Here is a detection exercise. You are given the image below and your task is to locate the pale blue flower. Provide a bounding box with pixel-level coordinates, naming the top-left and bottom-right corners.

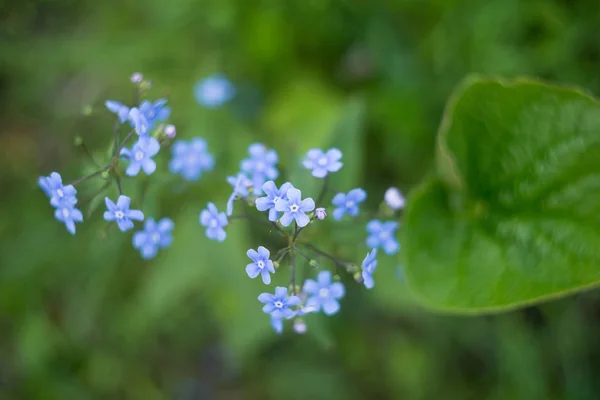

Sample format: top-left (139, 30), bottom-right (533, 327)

top-left (361, 249), bottom-right (378, 289)
top-left (331, 188), bottom-right (367, 220)
top-left (194, 74), bottom-right (235, 108)
top-left (103, 195), bottom-right (144, 232)
top-left (199, 202), bottom-right (228, 242)
top-left (54, 203), bottom-right (83, 235)
top-left (274, 188), bottom-right (315, 227)
top-left (302, 148), bottom-right (343, 178)
top-left (105, 100), bottom-right (130, 123)
top-left (366, 220), bottom-right (399, 255)
top-left (255, 181), bottom-right (293, 222)
top-left (38, 172), bottom-right (77, 208)
top-left (246, 246), bottom-right (275, 284)
top-left (240, 143), bottom-right (279, 194)
top-left (258, 286), bottom-right (301, 319)
top-left (303, 271), bottom-right (345, 316)
top-left (120, 135), bottom-right (161, 176)
top-left (169, 138), bottom-right (215, 181)
top-left (133, 218), bottom-right (174, 259)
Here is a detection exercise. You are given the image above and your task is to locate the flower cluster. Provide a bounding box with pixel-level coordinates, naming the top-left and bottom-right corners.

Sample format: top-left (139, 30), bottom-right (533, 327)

top-left (199, 143), bottom-right (406, 334)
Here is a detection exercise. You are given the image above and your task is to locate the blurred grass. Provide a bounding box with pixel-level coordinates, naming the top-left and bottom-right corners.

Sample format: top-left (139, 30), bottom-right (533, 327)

top-left (1, 0), bottom-right (600, 398)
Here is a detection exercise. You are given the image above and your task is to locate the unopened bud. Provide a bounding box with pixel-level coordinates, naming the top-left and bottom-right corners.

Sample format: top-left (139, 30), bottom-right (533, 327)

top-left (309, 259), bottom-right (319, 268)
top-left (130, 72), bottom-right (143, 84)
top-left (293, 319), bottom-right (307, 335)
top-left (384, 187), bottom-right (405, 211)
top-left (164, 124), bottom-right (176, 139)
top-left (81, 104), bottom-right (93, 116)
top-left (273, 261), bottom-right (280, 269)
top-left (74, 136), bottom-right (83, 146)
top-left (139, 80), bottom-right (152, 92)
top-left (314, 207), bottom-right (327, 220)
top-left (101, 171), bottom-right (110, 180)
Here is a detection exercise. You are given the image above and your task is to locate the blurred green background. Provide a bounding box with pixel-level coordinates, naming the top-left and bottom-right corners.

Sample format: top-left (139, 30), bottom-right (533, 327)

top-left (2, 0), bottom-right (600, 398)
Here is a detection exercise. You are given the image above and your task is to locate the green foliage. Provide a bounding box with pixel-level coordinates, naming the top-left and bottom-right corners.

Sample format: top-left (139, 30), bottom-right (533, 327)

top-left (404, 77), bottom-right (600, 312)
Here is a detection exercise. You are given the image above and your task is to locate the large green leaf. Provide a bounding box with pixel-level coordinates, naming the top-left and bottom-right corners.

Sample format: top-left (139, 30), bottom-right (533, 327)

top-left (403, 77), bottom-right (600, 313)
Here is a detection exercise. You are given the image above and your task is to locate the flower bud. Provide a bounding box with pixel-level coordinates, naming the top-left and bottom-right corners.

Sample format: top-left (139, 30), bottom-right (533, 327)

top-left (73, 136), bottom-right (83, 147)
top-left (384, 187), bottom-right (405, 211)
top-left (314, 207), bottom-right (327, 220)
top-left (309, 259), bottom-right (319, 268)
top-left (130, 72), bottom-right (143, 84)
top-left (101, 171), bottom-right (110, 180)
top-left (293, 319), bottom-right (307, 335)
top-left (164, 124), bottom-right (176, 139)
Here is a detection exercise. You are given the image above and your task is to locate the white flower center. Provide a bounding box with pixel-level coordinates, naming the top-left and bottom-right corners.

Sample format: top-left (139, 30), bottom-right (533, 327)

top-left (380, 231), bottom-right (389, 239)
top-left (115, 211), bottom-right (125, 219)
top-left (257, 261), bottom-right (265, 269)
top-left (274, 301), bottom-right (283, 309)
top-left (290, 204), bottom-right (299, 213)
top-left (256, 161), bottom-right (266, 171)
top-left (57, 189), bottom-right (64, 197)
top-left (317, 156), bottom-right (328, 166)
top-left (345, 201), bottom-right (355, 208)
top-left (186, 154), bottom-right (197, 165)
top-left (319, 288), bottom-right (329, 298)
top-left (209, 219), bottom-right (218, 228)
top-left (151, 232), bottom-right (161, 243)
top-left (148, 111), bottom-right (155, 118)
top-left (134, 150), bottom-right (145, 161)
top-left (204, 84), bottom-right (225, 101)
top-left (62, 208), bottom-right (70, 218)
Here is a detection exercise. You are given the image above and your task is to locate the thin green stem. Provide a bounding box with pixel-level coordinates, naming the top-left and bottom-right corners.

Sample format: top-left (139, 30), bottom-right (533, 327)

top-left (293, 246), bottom-right (312, 263)
top-left (302, 243), bottom-right (353, 270)
top-left (78, 142), bottom-right (101, 168)
top-left (70, 165), bottom-right (111, 186)
top-left (315, 175), bottom-right (329, 207)
top-left (289, 250), bottom-right (297, 294)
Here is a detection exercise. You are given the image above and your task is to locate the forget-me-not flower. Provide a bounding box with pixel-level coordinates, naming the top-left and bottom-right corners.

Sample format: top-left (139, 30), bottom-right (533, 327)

top-left (133, 218), bottom-right (174, 259)
top-left (240, 143), bottom-right (279, 194)
top-left (199, 202), bottom-right (228, 242)
top-left (128, 107), bottom-right (149, 135)
top-left (120, 135), bottom-right (160, 176)
top-left (270, 317), bottom-right (283, 334)
top-left (366, 220), bottom-right (400, 255)
top-left (274, 188), bottom-right (315, 227)
top-left (331, 188), bottom-right (366, 220)
top-left (246, 246), bottom-right (276, 284)
top-left (105, 100), bottom-right (130, 123)
top-left (303, 271), bottom-right (345, 316)
top-left (361, 249), bottom-right (378, 289)
top-left (302, 148), bottom-right (343, 178)
top-left (194, 74), bottom-right (235, 108)
top-left (54, 203), bottom-right (83, 235)
top-left (169, 138), bottom-right (215, 181)
top-left (38, 172), bottom-right (77, 208)
top-left (226, 173), bottom-right (253, 216)
top-left (258, 286), bottom-right (301, 319)
top-left (255, 181), bottom-right (293, 222)
top-left (384, 187), bottom-right (405, 210)
top-left (103, 195), bottom-right (144, 232)
top-left (138, 99), bottom-right (170, 131)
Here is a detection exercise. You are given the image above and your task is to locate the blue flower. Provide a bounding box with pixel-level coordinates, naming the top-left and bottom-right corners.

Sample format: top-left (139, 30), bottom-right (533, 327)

top-left (258, 286), bottom-right (301, 319)
top-left (302, 148), bottom-right (343, 178)
top-left (274, 188), bottom-right (315, 227)
top-left (366, 220), bottom-right (399, 255)
top-left (120, 135), bottom-right (161, 176)
top-left (105, 100), bottom-right (130, 123)
top-left (169, 138), bottom-right (215, 181)
top-left (194, 74), bottom-right (235, 108)
top-left (103, 195), bottom-right (145, 232)
top-left (246, 246), bottom-right (276, 284)
top-left (128, 107), bottom-right (150, 135)
top-left (331, 188), bottom-right (367, 220)
top-left (240, 143), bottom-right (279, 194)
top-left (38, 172), bottom-right (77, 208)
top-left (361, 249), bottom-right (378, 289)
top-left (302, 271), bottom-right (345, 316)
top-left (133, 218), bottom-right (174, 259)
top-left (226, 173), bottom-right (253, 216)
top-left (138, 99), bottom-right (170, 130)
top-left (270, 317), bottom-right (283, 334)
top-left (199, 202), bottom-right (228, 242)
top-left (255, 181), bottom-right (293, 222)
top-left (54, 203), bottom-right (83, 235)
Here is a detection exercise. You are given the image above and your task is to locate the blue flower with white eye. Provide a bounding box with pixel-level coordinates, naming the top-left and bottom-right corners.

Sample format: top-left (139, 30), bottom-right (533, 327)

top-left (255, 181), bottom-right (293, 222)
top-left (128, 107), bottom-right (149, 135)
top-left (274, 188), bottom-right (315, 227)
top-left (105, 100), bottom-right (130, 123)
top-left (303, 271), bottom-right (345, 316)
top-left (361, 249), bottom-right (378, 289)
top-left (120, 135), bottom-right (161, 176)
top-left (366, 220), bottom-right (399, 255)
top-left (54, 203), bottom-right (83, 235)
top-left (138, 99), bottom-right (170, 131)
top-left (169, 138), bottom-right (215, 181)
top-left (133, 218), bottom-right (174, 259)
top-left (246, 246), bottom-right (276, 284)
top-left (240, 143), bottom-right (279, 194)
top-left (194, 74), bottom-right (235, 108)
top-left (103, 195), bottom-right (144, 232)
top-left (302, 148), bottom-right (343, 178)
top-left (331, 188), bottom-right (367, 220)
top-left (199, 202), bottom-right (228, 242)
top-left (38, 172), bottom-right (77, 208)
top-left (226, 173), bottom-right (253, 216)
top-left (258, 286), bottom-right (301, 319)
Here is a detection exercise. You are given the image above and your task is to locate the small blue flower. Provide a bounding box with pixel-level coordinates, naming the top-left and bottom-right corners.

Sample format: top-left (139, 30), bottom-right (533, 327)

top-left (133, 218), bottom-right (174, 259)
top-left (38, 172), bottom-right (77, 208)
top-left (366, 220), bottom-right (399, 255)
top-left (169, 138), bottom-right (215, 181)
top-left (54, 203), bottom-right (83, 235)
top-left (120, 135), bottom-right (161, 176)
top-left (105, 100), bottom-right (130, 123)
top-left (255, 181), bottom-right (293, 222)
top-left (270, 317), bottom-right (284, 334)
top-left (258, 286), bottom-right (301, 319)
top-left (302, 271), bottom-right (345, 316)
top-left (240, 143), bottom-right (279, 194)
top-left (226, 173), bottom-right (253, 216)
top-left (246, 246), bottom-right (276, 284)
top-left (199, 202), bottom-right (228, 242)
top-left (194, 74), bottom-right (235, 108)
top-left (103, 195), bottom-right (145, 232)
top-left (138, 99), bottom-right (170, 130)
top-left (274, 188), bottom-right (315, 227)
top-left (361, 249), bottom-right (378, 289)
top-left (128, 107), bottom-right (150, 135)
top-left (331, 188), bottom-right (367, 220)
top-left (302, 148), bottom-right (343, 178)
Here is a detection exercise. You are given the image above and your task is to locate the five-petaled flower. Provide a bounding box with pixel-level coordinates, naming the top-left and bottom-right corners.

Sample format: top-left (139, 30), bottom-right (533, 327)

top-left (361, 248), bottom-right (378, 289)
top-left (133, 218), bottom-right (174, 259)
top-left (274, 188), bottom-right (315, 227)
top-left (105, 100), bottom-right (130, 123)
top-left (303, 270), bottom-right (345, 316)
top-left (302, 148), bottom-right (343, 178)
top-left (38, 172), bottom-right (77, 208)
top-left (240, 143), bottom-right (279, 194)
top-left (194, 74), bottom-right (236, 108)
top-left (255, 181), bottom-right (293, 222)
top-left (258, 286), bottom-right (301, 319)
top-left (138, 99), bottom-right (170, 131)
top-left (103, 195), bottom-right (144, 232)
top-left (246, 246), bottom-right (276, 284)
top-left (169, 138), bottom-right (215, 181)
top-left (199, 202), bottom-right (228, 242)
top-left (54, 203), bottom-right (84, 235)
top-left (120, 135), bottom-right (161, 176)
top-left (366, 220), bottom-right (400, 255)
top-left (331, 188), bottom-right (367, 220)
top-left (226, 173), bottom-right (253, 216)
